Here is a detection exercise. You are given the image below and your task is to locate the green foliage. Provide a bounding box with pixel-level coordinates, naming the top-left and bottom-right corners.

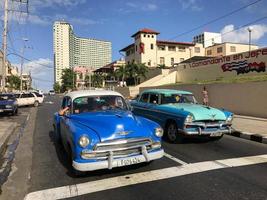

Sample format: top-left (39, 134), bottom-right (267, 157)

top-left (114, 63), bottom-right (148, 86)
top-left (61, 68), bottom-right (76, 92)
top-left (85, 74), bottom-right (104, 88)
top-left (7, 75), bottom-right (20, 90)
top-left (53, 82), bottom-right (61, 93)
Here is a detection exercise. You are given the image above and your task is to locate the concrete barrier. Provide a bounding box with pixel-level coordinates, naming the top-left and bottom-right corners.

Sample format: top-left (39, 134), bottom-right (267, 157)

top-left (141, 81), bottom-right (267, 118)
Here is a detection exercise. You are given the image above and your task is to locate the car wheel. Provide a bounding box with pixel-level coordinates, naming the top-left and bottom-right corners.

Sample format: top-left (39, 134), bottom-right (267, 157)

top-left (34, 101), bottom-right (39, 107)
top-left (165, 122), bottom-right (184, 143)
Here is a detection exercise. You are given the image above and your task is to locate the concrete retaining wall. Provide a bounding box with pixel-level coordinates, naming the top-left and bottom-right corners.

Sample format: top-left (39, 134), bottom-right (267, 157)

top-left (141, 81), bottom-right (267, 118)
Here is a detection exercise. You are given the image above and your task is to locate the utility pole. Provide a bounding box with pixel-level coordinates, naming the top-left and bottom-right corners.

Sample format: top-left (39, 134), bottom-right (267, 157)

top-left (2, 0), bottom-right (9, 91)
top-left (20, 38), bottom-right (28, 91)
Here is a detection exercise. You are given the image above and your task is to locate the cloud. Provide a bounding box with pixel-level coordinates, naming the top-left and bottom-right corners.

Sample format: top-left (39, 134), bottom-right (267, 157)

top-left (178, 0), bottom-right (203, 11)
top-left (221, 24), bottom-right (267, 43)
top-left (13, 58), bottom-right (54, 90)
top-left (122, 2), bottom-right (158, 13)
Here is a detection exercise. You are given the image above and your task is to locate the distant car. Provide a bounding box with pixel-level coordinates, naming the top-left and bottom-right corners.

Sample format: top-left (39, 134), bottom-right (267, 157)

top-left (15, 92), bottom-right (39, 107)
top-left (33, 92), bottom-right (44, 104)
top-left (0, 94), bottom-right (18, 115)
top-left (53, 90), bottom-right (164, 174)
top-left (48, 90), bottom-right (55, 95)
top-left (130, 89), bottom-right (233, 142)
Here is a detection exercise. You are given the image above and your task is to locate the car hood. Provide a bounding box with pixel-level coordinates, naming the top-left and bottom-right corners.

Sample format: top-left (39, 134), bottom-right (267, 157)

top-left (161, 103), bottom-right (226, 121)
top-left (0, 100), bottom-right (15, 105)
top-left (70, 110), bottom-right (152, 142)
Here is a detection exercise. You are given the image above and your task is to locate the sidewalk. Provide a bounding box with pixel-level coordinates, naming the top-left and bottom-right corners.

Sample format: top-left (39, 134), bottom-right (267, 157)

top-left (0, 122), bottom-right (17, 156)
top-left (230, 115), bottom-right (267, 144)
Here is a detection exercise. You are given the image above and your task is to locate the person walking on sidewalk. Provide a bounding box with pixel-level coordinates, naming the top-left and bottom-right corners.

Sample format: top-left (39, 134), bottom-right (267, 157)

top-left (202, 86), bottom-right (209, 106)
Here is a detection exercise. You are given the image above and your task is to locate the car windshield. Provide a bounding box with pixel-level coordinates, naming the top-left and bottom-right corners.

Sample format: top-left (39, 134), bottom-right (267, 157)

top-left (72, 95), bottom-right (128, 114)
top-left (0, 94), bottom-right (15, 101)
top-left (161, 94), bottom-right (197, 104)
top-left (33, 92), bottom-right (43, 97)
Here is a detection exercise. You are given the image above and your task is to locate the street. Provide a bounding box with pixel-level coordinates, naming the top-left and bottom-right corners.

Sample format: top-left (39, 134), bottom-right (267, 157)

top-left (5, 95), bottom-right (265, 200)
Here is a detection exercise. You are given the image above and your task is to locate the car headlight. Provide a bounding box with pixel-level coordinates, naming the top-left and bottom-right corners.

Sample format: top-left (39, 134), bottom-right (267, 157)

top-left (185, 114), bottom-right (194, 124)
top-left (78, 135), bottom-right (90, 148)
top-left (154, 127), bottom-right (163, 137)
top-left (5, 105), bottom-right (12, 108)
top-left (226, 115), bottom-right (233, 124)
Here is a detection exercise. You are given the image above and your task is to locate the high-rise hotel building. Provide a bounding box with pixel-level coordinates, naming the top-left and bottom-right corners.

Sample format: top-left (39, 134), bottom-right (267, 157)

top-left (53, 21), bottom-right (112, 84)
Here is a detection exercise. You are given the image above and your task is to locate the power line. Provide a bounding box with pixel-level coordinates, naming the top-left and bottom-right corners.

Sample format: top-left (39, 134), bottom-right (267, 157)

top-left (163, 15), bottom-right (267, 58)
top-left (169, 0), bottom-right (263, 40)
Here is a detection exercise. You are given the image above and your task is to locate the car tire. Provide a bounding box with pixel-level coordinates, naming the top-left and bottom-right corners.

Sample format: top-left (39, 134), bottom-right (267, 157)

top-left (12, 108), bottom-right (18, 116)
top-left (34, 101), bottom-right (39, 107)
top-left (165, 122), bottom-right (184, 143)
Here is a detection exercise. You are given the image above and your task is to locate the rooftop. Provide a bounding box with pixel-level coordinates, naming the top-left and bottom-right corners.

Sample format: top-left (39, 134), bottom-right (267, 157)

top-left (141, 89), bottom-right (193, 95)
top-left (157, 40), bottom-right (195, 46)
top-left (66, 90), bottom-right (123, 100)
top-left (131, 28), bottom-right (160, 37)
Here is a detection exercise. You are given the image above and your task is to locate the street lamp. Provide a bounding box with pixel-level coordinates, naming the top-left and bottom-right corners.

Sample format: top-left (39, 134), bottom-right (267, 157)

top-left (20, 38), bottom-right (29, 92)
top-left (247, 26), bottom-right (253, 52)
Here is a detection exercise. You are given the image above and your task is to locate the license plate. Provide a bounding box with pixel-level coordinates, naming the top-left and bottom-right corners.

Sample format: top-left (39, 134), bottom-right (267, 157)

top-left (117, 157), bottom-right (141, 167)
top-left (210, 132), bottom-right (222, 137)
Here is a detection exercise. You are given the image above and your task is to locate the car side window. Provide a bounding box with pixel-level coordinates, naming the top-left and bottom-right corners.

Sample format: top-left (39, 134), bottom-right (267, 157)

top-left (21, 94), bottom-right (27, 98)
top-left (139, 93), bottom-right (149, 103)
top-left (29, 93), bottom-right (34, 98)
top-left (62, 97), bottom-right (67, 108)
top-left (149, 93), bottom-right (159, 104)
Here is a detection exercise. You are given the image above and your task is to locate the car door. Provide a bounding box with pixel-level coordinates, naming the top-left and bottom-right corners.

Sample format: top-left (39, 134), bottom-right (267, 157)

top-left (20, 93), bottom-right (28, 106)
top-left (28, 93), bottom-right (36, 105)
top-left (60, 97), bottom-right (73, 150)
top-left (145, 93), bottom-right (163, 124)
top-left (132, 92), bottom-right (150, 117)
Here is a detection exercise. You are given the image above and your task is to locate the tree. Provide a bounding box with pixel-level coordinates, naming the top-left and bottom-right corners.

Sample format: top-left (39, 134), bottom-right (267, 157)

top-left (61, 68), bottom-right (76, 92)
top-left (85, 74), bottom-right (104, 88)
top-left (114, 65), bottom-right (127, 82)
top-left (53, 82), bottom-right (61, 93)
top-left (123, 63), bottom-right (148, 86)
top-left (7, 75), bottom-right (20, 90)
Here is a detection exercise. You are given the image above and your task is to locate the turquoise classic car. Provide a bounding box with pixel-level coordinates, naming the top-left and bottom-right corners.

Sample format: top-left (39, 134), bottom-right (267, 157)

top-left (130, 89), bottom-right (233, 143)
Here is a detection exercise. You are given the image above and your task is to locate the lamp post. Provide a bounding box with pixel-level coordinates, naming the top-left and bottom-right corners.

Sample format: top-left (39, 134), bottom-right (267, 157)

top-left (247, 26), bottom-right (253, 52)
top-left (20, 38), bottom-right (29, 92)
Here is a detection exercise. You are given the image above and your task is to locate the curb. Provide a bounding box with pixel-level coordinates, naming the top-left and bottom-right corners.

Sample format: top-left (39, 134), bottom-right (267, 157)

top-left (0, 123), bottom-right (17, 157)
top-left (226, 129), bottom-right (267, 144)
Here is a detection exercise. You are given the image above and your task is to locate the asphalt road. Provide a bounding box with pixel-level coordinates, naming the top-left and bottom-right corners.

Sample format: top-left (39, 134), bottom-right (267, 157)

top-left (27, 95), bottom-right (267, 200)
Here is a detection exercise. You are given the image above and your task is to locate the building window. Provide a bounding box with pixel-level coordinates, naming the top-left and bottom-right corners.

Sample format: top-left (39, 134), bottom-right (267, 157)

top-left (148, 35), bottom-right (150, 38)
top-left (207, 49), bottom-right (212, 55)
top-left (148, 60), bottom-right (151, 66)
top-left (171, 58), bottom-right (174, 65)
top-left (178, 46), bottom-right (186, 52)
top-left (158, 45), bottom-right (165, 50)
top-left (230, 46), bottom-right (236, 52)
top-left (160, 57), bottom-right (165, 65)
top-left (151, 44), bottom-right (154, 49)
top-left (180, 58), bottom-right (184, 62)
top-left (144, 34), bottom-right (146, 37)
top-left (152, 35), bottom-right (154, 38)
top-left (194, 47), bottom-right (200, 53)
top-left (168, 46), bottom-right (176, 51)
top-left (217, 47), bottom-right (223, 53)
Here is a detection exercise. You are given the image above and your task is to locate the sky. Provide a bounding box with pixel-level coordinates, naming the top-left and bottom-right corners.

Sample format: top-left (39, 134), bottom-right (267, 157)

top-left (2, 0), bottom-right (267, 91)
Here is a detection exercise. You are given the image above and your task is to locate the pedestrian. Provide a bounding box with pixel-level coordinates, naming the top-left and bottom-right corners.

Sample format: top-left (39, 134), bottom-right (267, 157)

top-left (202, 86), bottom-right (209, 106)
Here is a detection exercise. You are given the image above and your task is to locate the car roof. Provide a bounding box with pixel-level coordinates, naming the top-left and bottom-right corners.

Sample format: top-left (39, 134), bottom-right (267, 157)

top-left (65, 90), bottom-right (123, 100)
top-left (141, 89), bottom-right (193, 95)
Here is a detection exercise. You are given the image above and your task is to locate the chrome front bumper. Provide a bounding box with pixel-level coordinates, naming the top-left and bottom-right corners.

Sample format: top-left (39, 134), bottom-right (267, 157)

top-left (73, 149), bottom-right (164, 171)
top-left (181, 124), bottom-right (232, 136)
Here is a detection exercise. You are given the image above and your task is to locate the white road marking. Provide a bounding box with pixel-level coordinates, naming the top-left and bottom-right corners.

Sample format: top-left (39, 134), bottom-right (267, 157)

top-left (164, 153), bottom-right (188, 165)
top-left (24, 154), bottom-right (267, 200)
top-left (45, 101), bottom-right (54, 104)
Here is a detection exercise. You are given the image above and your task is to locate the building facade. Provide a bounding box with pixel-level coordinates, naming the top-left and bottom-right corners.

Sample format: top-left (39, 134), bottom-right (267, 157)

top-left (53, 21), bottom-right (112, 84)
top-left (205, 42), bottom-right (259, 57)
top-left (193, 32), bottom-right (222, 48)
top-left (120, 28), bottom-right (205, 68)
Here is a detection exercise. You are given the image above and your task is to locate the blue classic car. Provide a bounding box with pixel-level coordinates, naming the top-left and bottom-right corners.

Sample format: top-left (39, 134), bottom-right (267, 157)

top-left (0, 93), bottom-right (18, 115)
top-left (131, 89), bottom-right (233, 143)
top-left (53, 90), bottom-right (164, 174)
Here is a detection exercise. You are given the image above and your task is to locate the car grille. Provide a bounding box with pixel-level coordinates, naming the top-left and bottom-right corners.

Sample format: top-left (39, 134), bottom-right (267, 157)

top-left (82, 138), bottom-right (153, 160)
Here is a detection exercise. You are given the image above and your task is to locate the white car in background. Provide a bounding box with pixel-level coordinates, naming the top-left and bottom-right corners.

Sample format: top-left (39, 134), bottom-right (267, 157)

top-left (32, 92), bottom-right (44, 104)
top-left (15, 93), bottom-right (39, 107)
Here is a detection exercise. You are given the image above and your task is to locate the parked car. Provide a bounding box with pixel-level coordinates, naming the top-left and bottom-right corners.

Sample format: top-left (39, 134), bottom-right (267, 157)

top-left (15, 92), bottom-right (39, 107)
top-left (48, 90), bottom-right (55, 95)
top-left (33, 92), bottom-right (44, 104)
top-left (53, 90), bottom-right (164, 174)
top-left (130, 89), bottom-right (233, 143)
top-left (0, 93), bottom-right (18, 115)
